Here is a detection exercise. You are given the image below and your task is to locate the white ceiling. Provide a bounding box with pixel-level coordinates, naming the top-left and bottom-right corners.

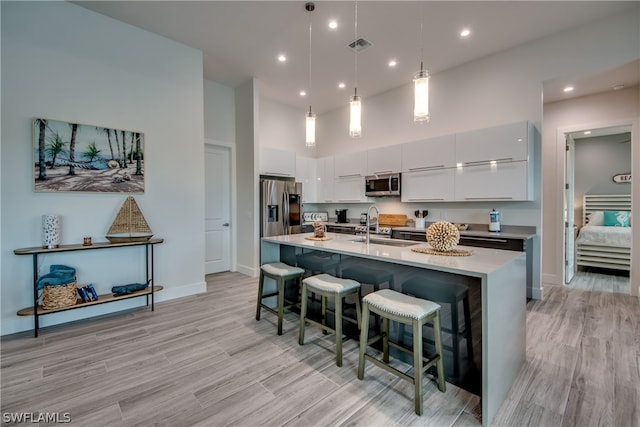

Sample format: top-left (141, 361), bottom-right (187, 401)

top-left (74, 1), bottom-right (639, 114)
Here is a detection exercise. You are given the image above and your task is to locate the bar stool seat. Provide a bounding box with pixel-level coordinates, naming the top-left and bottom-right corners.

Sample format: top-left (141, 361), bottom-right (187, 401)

top-left (256, 262), bottom-right (305, 335)
top-left (358, 289), bottom-right (446, 415)
top-left (402, 277), bottom-right (473, 378)
top-left (298, 274), bottom-right (361, 367)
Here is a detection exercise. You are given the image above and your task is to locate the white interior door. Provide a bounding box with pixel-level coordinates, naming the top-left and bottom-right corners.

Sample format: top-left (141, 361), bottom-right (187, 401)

top-left (205, 144), bottom-right (231, 274)
top-left (564, 135), bottom-right (576, 283)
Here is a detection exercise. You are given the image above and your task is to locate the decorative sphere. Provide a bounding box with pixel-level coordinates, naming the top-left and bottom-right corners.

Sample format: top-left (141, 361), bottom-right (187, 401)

top-left (426, 221), bottom-right (460, 251)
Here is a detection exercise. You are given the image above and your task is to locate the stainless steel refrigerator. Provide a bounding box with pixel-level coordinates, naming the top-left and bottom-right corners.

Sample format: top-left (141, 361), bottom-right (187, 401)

top-left (260, 179), bottom-right (303, 237)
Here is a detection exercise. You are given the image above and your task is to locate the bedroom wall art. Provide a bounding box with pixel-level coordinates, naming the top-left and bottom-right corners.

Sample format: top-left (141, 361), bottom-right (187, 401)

top-left (33, 118), bottom-right (145, 193)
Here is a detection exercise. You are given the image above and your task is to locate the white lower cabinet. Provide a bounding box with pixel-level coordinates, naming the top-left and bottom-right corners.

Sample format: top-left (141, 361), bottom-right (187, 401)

top-left (401, 168), bottom-right (455, 202)
top-left (334, 176), bottom-right (367, 202)
top-left (455, 161), bottom-right (531, 201)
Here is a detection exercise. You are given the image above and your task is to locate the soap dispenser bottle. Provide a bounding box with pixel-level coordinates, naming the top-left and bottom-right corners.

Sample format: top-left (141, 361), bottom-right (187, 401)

top-left (489, 209), bottom-right (501, 232)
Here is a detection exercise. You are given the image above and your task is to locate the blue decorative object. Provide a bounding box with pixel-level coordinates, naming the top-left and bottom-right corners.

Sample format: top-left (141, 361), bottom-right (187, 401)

top-left (603, 210), bottom-right (630, 227)
top-left (36, 265), bottom-right (76, 290)
top-left (111, 282), bottom-right (149, 296)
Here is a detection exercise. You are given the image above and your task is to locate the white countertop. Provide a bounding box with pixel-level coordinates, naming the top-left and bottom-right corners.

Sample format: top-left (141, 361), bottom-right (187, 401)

top-left (262, 232), bottom-right (525, 278)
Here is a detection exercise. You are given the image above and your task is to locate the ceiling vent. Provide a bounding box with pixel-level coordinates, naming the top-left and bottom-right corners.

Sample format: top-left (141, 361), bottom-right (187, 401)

top-left (348, 37), bottom-right (373, 53)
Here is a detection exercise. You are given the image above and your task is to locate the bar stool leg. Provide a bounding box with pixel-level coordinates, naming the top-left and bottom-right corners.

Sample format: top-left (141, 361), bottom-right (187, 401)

top-left (335, 295), bottom-right (343, 367)
top-left (321, 295), bottom-right (328, 335)
top-left (298, 283), bottom-right (309, 345)
top-left (357, 302), bottom-right (371, 380)
top-left (382, 317), bottom-right (390, 363)
top-left (276, 277), bottom-right (285, 335)
top-left (256, 270), bottom-right (265, 321)
top-left (413, 318), bottom-right (424, 416)
top-left (451, 299), bottom-right (460, 377)
top-left (433, 311), bottom-right (446, 392)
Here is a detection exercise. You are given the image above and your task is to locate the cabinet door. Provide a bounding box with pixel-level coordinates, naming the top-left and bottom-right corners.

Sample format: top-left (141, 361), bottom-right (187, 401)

top-left (334, 176), bottom-right (366, 202)
top-left (296, 155), bottom-right (317, 203)
top-left (334, 151), bottom-right (367, 178)
top-left (367, 145), bottom-right (402, 175)
top-left (316, 156), bottom-right (334, 202)
top-left (454, 160), bottom-right (531, 201)
top-left (260, 147), bottom-right (296, 177)
top-left (455, 121), bottom-right (529, 165)
top-left (401, 168), bottom-right (455, 202)
top-left (401, 134), bottom-right (456, 172)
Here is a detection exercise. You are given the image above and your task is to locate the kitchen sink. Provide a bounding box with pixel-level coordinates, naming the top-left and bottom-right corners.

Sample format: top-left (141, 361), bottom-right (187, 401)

top-left (350, 237), bottom-right (420, 247)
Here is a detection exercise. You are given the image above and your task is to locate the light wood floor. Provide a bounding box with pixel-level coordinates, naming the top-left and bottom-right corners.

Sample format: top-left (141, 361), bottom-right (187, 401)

top-left (1, 271), bottom-right (638, 426)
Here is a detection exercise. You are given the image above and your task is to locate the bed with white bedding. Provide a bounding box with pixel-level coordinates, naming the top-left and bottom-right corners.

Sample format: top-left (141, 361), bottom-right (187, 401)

top-left (576, 194), bottom-right (632, 271)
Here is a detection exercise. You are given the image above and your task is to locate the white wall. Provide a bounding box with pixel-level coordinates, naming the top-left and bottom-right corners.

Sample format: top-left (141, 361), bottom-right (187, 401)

top-left (259, 97), bottom-right (308, 155)
top-left (542, 85), bottom-right (639, 289)
top-left (1, 2), bottom-right (206, 335)
top-left (575, 133), bottom-right (631, 225)
top-left (204, 79), bottom-right (235, 143)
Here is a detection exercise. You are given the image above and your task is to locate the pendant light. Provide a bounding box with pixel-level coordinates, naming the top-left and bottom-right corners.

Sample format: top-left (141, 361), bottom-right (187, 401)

top-left (305, 2), bottom-right (316, 147)
top-left (413, 5), bottom-right (430, 123)
top-left (349, 1), bottom-right (362, 138)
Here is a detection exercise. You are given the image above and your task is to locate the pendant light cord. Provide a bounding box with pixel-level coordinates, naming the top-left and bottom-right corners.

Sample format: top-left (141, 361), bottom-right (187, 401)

top-left (354, 0), bottom-right (358, 94)
top-left (308, 7), bottom-right (312, 111)
top-left (419, 2), bottom-right (424, 73)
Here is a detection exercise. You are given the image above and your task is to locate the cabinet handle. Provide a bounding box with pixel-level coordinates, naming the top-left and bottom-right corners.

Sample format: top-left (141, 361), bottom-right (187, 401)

top-left (373, 170), bottom-right (393, 174)
top-left (463, 157), bottom-right (513, 166)
top-left (338, 199), bottom-right (361, 202)
top-left (464, 197), bottom-right (513, 200)
top-left (408, 165), bottom-right (445, 171)
top-left (462, 236), bottom-right (508, 243)
top-left (407, 198), bottom-right (444, 201)
top-left (337, 174), bottom-right (361, 178)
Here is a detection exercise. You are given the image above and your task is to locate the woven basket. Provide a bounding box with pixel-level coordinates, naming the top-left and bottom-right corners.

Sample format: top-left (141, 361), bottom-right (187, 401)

top-left (42, 281), bottom-right (78, 309)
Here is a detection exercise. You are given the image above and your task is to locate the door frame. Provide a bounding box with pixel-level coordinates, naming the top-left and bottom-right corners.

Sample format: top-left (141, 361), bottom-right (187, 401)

top-left (557, 118), bottom-right (638, 296)
top-left (205, 138), bottom-right (237, 273)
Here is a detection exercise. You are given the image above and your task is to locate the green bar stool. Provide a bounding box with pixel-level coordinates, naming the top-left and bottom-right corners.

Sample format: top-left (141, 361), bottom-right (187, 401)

top-left (256, 262), bottom-right (305, 335)
top-left (402, 277), bottom-right (474, 379)
top-left (298, 274), bottom-right (361, 367)
top-left (358, 289), bottom-right (446, 416)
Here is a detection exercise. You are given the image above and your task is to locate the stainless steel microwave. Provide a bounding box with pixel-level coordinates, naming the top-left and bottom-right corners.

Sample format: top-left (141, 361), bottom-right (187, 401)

top-left (365, 173), bottom-right (401, 197)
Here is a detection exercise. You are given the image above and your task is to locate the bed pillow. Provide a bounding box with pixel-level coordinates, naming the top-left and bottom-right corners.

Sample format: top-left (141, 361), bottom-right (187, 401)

top-left (603, 210), bottom-right (630, 227)
top-left (586, 211), bottom-right (604, 226)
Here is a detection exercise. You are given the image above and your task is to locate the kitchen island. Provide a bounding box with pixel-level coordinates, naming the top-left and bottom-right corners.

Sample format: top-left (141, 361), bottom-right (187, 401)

top-left (261, 232), bottom-right (526, 426)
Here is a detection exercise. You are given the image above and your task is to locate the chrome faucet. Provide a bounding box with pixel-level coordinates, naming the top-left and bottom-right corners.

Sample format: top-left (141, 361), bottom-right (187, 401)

top-left (366, 205), bottom-right (379, 245)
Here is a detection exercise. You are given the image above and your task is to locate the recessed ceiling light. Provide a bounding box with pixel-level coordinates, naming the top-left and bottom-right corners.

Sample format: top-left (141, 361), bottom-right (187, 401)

top-left (328, 20), bottom-right (338, 29)
top-left (612, 84), bottom-right (625, 91)
top-left (338, 82), bottom-right (346, 89)
top-left (563, 86), bottom-right (574, 92)
top-left (277, 54), bottom-right (287, 62)
top-left (388, 60), bottom-right (397, 67)
top-left (583, 130), bottom-right (592, 135)
top-left (460, 28), bottom-right (471, 37)
top-left (299, 90), bottom-right (306, 97)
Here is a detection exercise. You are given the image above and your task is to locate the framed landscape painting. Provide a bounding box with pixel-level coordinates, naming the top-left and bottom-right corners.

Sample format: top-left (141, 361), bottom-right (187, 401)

top-left (33, 118), bottom-right (145, 193)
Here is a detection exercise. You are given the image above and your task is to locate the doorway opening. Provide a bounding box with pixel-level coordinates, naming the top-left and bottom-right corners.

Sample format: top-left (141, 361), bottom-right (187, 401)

top-left (563, 125), bottom-right (632, 293)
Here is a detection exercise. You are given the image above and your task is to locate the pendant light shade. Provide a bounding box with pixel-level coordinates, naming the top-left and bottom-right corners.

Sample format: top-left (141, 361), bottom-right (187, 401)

top-left (305, 107), bottom-right (316, 147)
top-left (349, 91), bottom-right (362, 138)
top-left (414, 64), bottom-right (430, 123)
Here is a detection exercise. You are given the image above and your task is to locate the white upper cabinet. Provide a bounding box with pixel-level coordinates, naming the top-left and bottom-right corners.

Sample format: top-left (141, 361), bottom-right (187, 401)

top-left (401, 134), bottom-right (456, 172)
top-left (455, 121), bottom-right (530, 165)
top-left (454, 161), bottom-right (531, 201)
top-left (334, 151), bottom-right (367, 178)
top-left (259, 146), bottom-right (296, 177)
top-left (316, 156), bottom-right (335, 203)
top-left (367, 145), bottom-right (402, 175)
top-left (295, 155), bottom-right (317, 203)
top-left (401, 168), bottom-right (456, 202)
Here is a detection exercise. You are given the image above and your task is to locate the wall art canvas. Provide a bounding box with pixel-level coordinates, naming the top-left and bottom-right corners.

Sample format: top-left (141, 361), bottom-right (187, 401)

top-left (33, 118), bottom-right (145, 193)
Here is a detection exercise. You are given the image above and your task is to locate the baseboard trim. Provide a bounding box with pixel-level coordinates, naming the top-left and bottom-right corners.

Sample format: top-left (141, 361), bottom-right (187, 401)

top-left (237, 264), bottom-right (258, 278)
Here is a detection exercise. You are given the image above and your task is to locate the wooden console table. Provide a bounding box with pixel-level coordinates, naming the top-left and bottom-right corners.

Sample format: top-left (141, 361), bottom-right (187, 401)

top-left (14, 238), bottom-right (163, 337)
